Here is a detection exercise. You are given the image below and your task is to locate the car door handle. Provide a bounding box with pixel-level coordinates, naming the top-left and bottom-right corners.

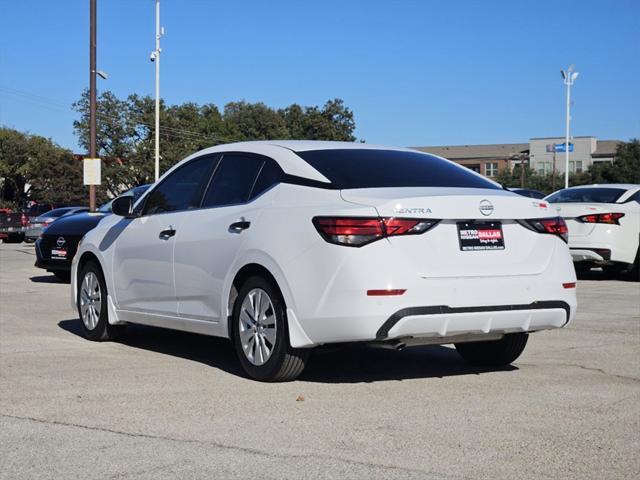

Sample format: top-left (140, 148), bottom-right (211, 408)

top-left (228, 220), bottom-right (250, 233)
top-left (159, 228), bottom-right (176, 240)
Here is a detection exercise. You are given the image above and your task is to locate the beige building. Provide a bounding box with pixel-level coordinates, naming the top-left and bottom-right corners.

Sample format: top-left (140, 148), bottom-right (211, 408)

top-left (413, 137), bottom-right (620, 178)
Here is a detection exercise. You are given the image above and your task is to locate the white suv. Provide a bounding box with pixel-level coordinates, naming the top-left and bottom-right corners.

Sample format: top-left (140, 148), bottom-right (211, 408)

top-left (72, 141), bottom-right (577, 381)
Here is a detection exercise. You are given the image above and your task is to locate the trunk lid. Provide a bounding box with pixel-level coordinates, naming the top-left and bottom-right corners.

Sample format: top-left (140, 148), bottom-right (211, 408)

top-left (341, 187), bottom-right (558, 278)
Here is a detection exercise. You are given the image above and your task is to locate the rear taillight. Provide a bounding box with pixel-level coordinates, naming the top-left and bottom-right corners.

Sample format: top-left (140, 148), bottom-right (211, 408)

top-left (578, 212), bottom-right (624, 225)
top-left (20, 214), bottom-right (28, 227)
top-left (524, 216), bottom-right (569, 243)
top-left (313, 217), bottom-right (440, 247)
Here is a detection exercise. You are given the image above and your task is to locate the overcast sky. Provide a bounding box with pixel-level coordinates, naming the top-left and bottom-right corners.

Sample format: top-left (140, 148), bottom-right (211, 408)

top-left (1, 0), bottom-right (639, 151)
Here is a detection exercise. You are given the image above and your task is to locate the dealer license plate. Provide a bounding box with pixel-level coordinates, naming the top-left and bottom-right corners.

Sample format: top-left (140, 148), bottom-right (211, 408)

top-left (51, 248), bottom-right (68, 259)
top-left (457, 221), bottom-right (505, 251)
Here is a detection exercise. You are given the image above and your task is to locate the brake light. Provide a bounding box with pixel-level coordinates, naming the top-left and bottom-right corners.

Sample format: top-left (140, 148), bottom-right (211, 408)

top-left (578, 212), bottom-right (624, 225)
top-left (524, 217), bottom-right (569, 243)
top-left (20, 214), bottom-right (28, 227)
top-left (313, 217), bottom-right (440, 247)
top-left (367, 289), bottom-right (406, 296)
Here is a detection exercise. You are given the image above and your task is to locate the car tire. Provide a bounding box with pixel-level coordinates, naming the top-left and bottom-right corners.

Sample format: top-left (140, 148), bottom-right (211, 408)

top-left (231, 275), bottom-right (309, 382)
top-left (77, 260), bottom-right (125, 341)
top-left (24, 238), bottom-right (36, 244)
top-left (574, 263), bottom-right (591, 273)
top-left (4, 233), bottom-right (24, 243)
top-left (455, 333), bottom-right (528, 366)
top-left (54, 271), bottom-right (71, 282)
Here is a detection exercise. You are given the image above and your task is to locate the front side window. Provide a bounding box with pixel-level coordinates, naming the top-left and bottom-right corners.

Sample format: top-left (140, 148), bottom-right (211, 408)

top-left (202, 155), bottom-right (264, 208)
top-left (143, 156), bottom-right (216, 215)
top-left (296, 149), bottom-right (500, 190)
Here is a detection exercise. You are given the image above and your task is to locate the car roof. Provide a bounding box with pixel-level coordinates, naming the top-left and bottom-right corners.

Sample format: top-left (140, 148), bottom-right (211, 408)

top-left (564, 184), bottom-right (639, 190)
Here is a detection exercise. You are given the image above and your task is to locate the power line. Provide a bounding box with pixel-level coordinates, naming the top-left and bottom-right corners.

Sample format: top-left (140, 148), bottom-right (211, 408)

top-left (0, 86), bottom-right (228, 144)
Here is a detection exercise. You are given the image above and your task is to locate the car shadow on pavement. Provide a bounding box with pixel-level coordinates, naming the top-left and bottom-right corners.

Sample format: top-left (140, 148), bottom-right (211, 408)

top-left (57, 319), bottom-right (515, 383)
top-left (30, 275), bottom-right (68, 284)
top-left (576, 269), bottom-right (638, 282)
top-left (58, 319), bottom-right (247, 377)
top-left (300, 343), bottom-right (516, 383)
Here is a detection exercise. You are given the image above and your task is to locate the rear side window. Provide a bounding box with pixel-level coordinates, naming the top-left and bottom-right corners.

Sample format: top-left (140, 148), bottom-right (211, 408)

top-left (202, 155), bottom-right (264, 207)
top-left (546, 187), bottom-right (627, 204)
top-left (250, 160), bottom-right (283, 200)
top-left (295, 149), bottom-right (500, 190)
top-left (143, 156), bottom-right (216, 215)
top-left (42, 208), bottom-right (73, 218)
top-left (624, 191), bottom-right (640, 204)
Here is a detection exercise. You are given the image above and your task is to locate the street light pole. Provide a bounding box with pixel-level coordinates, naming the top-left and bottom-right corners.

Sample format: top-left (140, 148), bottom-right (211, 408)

top-left (89, 0), bottom-right (97, 211)
top-left (561, 65), bottom-right (579, 189)
top-left (153, 0), bottom-right (162, 182)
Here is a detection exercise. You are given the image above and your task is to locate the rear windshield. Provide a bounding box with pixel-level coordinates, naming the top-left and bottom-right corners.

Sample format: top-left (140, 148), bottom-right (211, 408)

top-left (546, 187), bottom-right (626, 204)
top-left (42, 208), bottom-right (73, 218)
top-left (296, 149), bottom-right (501, 190)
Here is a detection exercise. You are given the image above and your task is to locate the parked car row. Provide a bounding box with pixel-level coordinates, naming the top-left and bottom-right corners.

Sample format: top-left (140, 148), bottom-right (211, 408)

top-left (0, 203), bottom-right (86, 243)
top-left (34, 185), bottom-right (150, 281)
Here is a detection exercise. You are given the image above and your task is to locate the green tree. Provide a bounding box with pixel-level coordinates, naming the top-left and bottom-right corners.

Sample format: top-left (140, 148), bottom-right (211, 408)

top-left (223, 101), bottom-right (289, 141)
top-left (72, 91), bottom-right (358, 191)
top-left (0, 127), bottom-right (30, 207)
top-left (589, 139), bottom-right (640, 184)
top-left (0, 127), bottom-right (91, 206)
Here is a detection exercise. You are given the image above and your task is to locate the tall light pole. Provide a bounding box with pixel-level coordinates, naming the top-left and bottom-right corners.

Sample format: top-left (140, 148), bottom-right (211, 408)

top-left (89, 0), bottom-right (97, 211)
top-left (560, 65), bottom-right (579, 189)
top-left (150, 0), bottom-right (164, 182)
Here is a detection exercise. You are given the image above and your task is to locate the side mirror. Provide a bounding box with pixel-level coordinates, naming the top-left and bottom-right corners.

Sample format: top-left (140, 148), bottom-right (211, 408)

top-left (111, 196), bottom-right (134, 217)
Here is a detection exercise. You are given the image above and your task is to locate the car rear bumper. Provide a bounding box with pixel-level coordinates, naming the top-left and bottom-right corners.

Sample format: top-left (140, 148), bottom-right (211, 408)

top-left (24, 226), bottom-right (44, 239)
top-left (377, 301), bottom-right (570, 340)
top-left (570, 248), bottom-right (611, 263)
top-left (568, 228), bottom-right (638, 265)
top-left (286, 238), bottom-right (577, 347)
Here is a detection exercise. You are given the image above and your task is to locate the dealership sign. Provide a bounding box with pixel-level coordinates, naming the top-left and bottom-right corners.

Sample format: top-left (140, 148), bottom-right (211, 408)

top-left (546, 143), bottom-right (574, 153)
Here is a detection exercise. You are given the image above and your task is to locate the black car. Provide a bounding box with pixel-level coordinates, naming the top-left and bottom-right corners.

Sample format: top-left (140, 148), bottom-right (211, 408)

top-left (509, 188), bottom-right (546, 199)
top-left (35, 185), bottom-right (150, 281)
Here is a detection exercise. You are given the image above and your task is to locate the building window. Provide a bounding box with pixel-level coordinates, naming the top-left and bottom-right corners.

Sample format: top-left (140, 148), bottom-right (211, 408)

top-left (537, 162), bottom-right (552, 175)
top-left (569, 160), bottom-right (583, 173)
top-left (485, 162), bottom-right (498, 177)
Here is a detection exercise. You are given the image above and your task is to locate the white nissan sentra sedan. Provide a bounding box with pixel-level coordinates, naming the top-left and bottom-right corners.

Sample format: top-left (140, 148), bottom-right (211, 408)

top-left (545, 184), bottom-right (640, 277)
top-left (71, 141), bottom-right (577, 381)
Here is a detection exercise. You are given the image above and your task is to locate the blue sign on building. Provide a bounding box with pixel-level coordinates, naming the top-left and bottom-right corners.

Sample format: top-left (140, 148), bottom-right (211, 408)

top-left (553, 143), bottom-right (574, 153)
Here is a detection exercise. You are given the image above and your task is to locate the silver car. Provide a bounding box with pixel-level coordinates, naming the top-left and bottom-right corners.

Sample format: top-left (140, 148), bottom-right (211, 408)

top-left (24, 206), bottom-right (89, 242)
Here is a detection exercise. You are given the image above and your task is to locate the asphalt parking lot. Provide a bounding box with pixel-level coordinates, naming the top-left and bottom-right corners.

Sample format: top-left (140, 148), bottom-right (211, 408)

top-left (0, 242), bottom-right (638, 479)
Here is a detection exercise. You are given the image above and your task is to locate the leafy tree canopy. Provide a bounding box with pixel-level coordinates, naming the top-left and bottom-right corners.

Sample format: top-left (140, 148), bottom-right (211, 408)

top-left (72, 91), bottom-right (357, 192)
top-left (0, 127), bottom-right (99, 207)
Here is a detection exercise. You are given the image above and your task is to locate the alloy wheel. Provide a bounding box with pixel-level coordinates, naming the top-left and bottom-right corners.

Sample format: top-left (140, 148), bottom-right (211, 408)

top-left (80, 271), bottom-right (102, 330)
top-left (238, 288), bottom-right (277, 366)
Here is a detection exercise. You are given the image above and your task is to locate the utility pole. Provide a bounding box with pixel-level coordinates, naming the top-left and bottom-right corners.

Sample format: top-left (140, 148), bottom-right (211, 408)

top-left (151, 0), bottom-right (164, 182)
top-left (89, 0), bottom-right (97, 211)
top-left (552, 150), bottom-right (557, 192)
top-left (561, 65), bottom-right (579, 189)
